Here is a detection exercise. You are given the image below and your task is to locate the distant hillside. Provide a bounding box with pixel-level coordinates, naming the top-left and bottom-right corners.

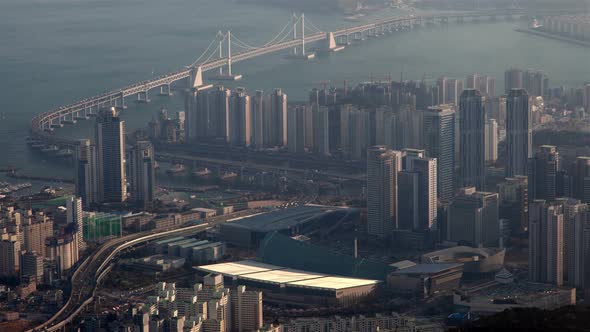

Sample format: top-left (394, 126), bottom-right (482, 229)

top-left (415, 0), bottom-right (590, 11)
top-left (238, 0), bottom-right (358, 14)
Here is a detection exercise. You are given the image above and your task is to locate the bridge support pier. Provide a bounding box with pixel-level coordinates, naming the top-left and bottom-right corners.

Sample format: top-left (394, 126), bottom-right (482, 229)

top-left (136, 90), bottom-right (150, 103)
top-left (64, 112), bottom-right (77, 125)
top-left (336, 35), bottom-right (350, 46)
top-left (159, 84), bottom-right (173, 96)
top-left (416, 17), bottom-right (423, 27)
top-left (114, 93), bottom-right (127, 109)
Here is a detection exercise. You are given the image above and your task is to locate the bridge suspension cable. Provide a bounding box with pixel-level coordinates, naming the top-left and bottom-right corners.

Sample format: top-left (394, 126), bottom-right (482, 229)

top-left (230, 34), bottom-right (260, 51)
top-left (189, 31), bottom-right (225, 67)
top-left (262, 15), bottom-right (298, 46)
top-left (303, 16), bottom-right (324, 34)
top-left (190, 13), bottom-right (320, 67)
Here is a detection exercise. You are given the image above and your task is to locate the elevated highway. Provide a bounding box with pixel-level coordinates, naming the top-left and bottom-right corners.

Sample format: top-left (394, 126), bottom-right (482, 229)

top-left (29, 209), bottom-right (259, 332)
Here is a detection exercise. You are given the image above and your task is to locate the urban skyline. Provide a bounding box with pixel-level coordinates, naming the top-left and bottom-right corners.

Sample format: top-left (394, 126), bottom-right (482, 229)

top-left (2, 2), bottom-right (590, 331)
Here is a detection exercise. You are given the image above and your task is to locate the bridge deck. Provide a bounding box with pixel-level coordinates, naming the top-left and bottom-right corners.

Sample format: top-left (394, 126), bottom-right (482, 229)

top-left (30, 9), bottom-right (552, 140)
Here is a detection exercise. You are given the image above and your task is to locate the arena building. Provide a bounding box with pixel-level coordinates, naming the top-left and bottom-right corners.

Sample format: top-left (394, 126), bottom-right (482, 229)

top-left (219, 205), bottom-right (358, 248)
top-left (387, 263), bottom-right (464, 298)
top-left (454, 271), bottom-right (576, 315)
top-left (420, 246), bottom-right (505, 276)
top-left (195, 260), bottom-right (379, 307)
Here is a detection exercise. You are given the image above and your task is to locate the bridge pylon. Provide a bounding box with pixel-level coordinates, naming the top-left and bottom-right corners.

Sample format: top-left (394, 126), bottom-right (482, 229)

top-left (189, 66), bottom-right (212, 91)
top-left (209, 31), bottom-right (242, 81)
top-left (286, 13), bottom-right (315, 60)
top-left (324, 32), bottom-right (344, 52)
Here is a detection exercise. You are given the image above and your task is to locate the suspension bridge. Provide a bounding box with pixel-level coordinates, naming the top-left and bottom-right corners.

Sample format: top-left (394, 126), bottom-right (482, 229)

top-left (30, 9), bottom-right (546, 142)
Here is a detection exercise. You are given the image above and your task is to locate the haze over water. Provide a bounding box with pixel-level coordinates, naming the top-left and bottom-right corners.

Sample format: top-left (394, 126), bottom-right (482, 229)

top-left (1, 0), bottom-right (589, 177)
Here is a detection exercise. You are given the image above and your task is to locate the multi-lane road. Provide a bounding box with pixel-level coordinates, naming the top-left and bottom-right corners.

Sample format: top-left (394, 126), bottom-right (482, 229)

top-left (29, 209), bottom-right (259, 332)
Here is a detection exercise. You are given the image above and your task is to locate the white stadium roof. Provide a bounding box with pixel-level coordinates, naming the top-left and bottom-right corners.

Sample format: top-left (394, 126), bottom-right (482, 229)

top-left (196, 260), bottom-right (379, 291)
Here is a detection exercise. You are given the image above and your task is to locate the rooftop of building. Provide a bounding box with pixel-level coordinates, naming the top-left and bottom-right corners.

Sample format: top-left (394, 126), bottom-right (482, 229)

top-left (391, 263), bottom-right (463, 275)
top-left (196, 260), bottom-right (277, 277)
top-left (287, 276), bottom-right (379, 290)
top-left (191, 241), bottom-right (224, 251)
top-left (389, 260), bottom-right (417, 270)
top-left (142, 255), bottom-right (185, 265)
top-left (240, 268), bottom-right (326, 284)
top-left (196, 260), bottom-right (380, 291)
top-left (223, 204), bottom-right (353, 232)
top-left (177, 240), bottom-right (210, 249)
top-left (165, 238), bottom-right (197, 247)
top-left (191, 208), bottom-right (217, 213)
top-left (154, 236), bottom-right (185, 246)
top-left (257, 232), bottom-right (392, 280)
top-left (422, 246), bottom-right (505, 262)
top-left (457, 280), bottom-right (574, 303)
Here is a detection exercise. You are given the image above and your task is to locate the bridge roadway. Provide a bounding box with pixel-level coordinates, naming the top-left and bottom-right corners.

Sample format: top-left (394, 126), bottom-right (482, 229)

top-left (28, 209), bottom-right (260, 332)
top-left (30, 9), bottom-right (547, 140)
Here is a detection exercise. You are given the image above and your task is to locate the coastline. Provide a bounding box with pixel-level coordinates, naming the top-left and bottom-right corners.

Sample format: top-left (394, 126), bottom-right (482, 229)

top-left (514, 28), bottom-right (590, 48)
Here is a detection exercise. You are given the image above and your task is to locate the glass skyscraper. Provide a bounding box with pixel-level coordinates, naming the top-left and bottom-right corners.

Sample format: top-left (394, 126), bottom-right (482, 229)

top-left (423, 105), bottom-right (455, 202)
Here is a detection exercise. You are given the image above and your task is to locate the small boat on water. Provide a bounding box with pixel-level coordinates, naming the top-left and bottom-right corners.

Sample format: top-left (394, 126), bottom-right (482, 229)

top-left (344, 13), bottom-right (365, 22)
top-left (220, 172), bottom-right (237, 181)
top-left (167, 163), bottom-right (186, 175)
top-left (194, 168), bottom-right (212, 177)
top-left (41, 145), bottom-right (59, 153)
top-left (55, 149), bottom-right (73, 158)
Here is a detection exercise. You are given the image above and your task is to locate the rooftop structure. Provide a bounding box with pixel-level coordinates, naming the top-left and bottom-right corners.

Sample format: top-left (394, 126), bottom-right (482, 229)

top-left (389, 260), bottom-right (417, 270)
top-left (287, 276), bottom-right (379, 291)
top-left (390, 263), bottom-right (463, 275)
top-left (196, 260), bottom-right (277, 277)
top-left (421, 246), bottom-right (506, 275)
top-left (240, 268), bottom-right (325, 284)
top-left (257, 232), bottom-right (392, 280)
top-left (387, 262), bottom-right (464, 298)
top-left (220, 205), bottom-right (358, 248)
top-left (195, 260), bottom-right (379, 307)
top-left (454, 280), bottom-right (576, 315)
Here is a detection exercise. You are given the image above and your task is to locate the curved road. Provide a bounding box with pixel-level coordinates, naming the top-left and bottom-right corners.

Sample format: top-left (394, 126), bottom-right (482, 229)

top-left (29, 209), bottom-right (258, 332)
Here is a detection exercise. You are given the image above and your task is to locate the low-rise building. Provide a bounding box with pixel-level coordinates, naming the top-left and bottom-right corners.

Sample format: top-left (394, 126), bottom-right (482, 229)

top-left (453, 271), bottom-right (576, 315)
top-left (280, 313), bottom-right (417, 332)
top-left (387, 263), bottom-right (463, 298)
top-left (420, 246), bottom-right (505, 276)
